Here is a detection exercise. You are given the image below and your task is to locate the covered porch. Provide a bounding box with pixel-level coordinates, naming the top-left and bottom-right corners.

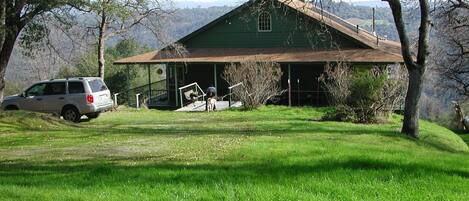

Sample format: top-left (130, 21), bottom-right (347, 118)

top-left (114, 47), bottom-right (404, 109)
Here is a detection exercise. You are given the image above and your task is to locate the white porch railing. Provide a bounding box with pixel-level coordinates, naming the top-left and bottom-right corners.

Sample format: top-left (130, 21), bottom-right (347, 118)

top-left (226, 82), bottom-right (251, 107)
top-left (178, 82), bottom-right (206, 108)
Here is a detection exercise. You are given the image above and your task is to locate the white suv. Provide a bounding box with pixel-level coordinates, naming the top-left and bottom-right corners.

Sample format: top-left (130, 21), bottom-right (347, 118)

top-left (1, 77), bottom-right (114, 122)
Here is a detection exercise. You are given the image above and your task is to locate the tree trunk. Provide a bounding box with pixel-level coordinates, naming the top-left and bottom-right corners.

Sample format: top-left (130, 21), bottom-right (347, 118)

top-left (0, 25), bottom-right (20, 101)
top-left (0, 0), bottom-right (5, 48)
top-left (401, 67), bottom-right (425, 138)
top-left (385, 0), bottom-right (431, 139)
top-left (97, 9), bottom-right (107, 79)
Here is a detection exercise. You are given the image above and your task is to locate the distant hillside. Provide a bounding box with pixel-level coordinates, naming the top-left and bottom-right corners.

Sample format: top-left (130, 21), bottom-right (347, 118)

top-left (174, 0), bottom-right (244, 8)
top-left (351, 1), bottom-right (389, 8)
top-left (5, 1), bottom-right (406, 84)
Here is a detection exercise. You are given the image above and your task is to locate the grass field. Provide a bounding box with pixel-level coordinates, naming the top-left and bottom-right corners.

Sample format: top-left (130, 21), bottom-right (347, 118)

top-left (0, 106), bottom-right (468, 201)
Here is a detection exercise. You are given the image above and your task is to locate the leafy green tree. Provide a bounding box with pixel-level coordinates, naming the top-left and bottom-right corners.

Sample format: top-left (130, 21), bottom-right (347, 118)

top-left (0, 0), bottom-right (83, 101)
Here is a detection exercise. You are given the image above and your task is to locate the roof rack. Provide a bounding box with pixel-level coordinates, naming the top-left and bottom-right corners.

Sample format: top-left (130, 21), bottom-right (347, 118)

top-left (65, 77), bottom-right (85, 80)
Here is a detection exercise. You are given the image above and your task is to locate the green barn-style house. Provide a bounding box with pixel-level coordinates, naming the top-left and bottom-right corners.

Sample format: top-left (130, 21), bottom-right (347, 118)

top-left (115, 0), bottom-right (403, 109)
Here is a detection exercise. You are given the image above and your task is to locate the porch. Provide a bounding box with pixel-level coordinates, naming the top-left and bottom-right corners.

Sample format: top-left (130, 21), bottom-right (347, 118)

top-left (113, 47), bottom-right (402, 110)
top-left (117, 62), bottom-right (330, 110)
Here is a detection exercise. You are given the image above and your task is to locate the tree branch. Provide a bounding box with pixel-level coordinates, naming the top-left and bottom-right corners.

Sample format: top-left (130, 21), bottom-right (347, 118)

top-left (383, 0), bottom-right (416, 67)
top-left (416, 0), bottom-right (431, 67)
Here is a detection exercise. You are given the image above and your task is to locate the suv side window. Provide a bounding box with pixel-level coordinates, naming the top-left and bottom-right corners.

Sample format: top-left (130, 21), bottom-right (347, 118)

top-left (25, 83), bottom-right (46, 97)
top-left (68, 82), bottom-right (85, 94)
top-left (44, 82), bottom-right (66, 95)
top-left (88, 79), bottom-right (108, 92)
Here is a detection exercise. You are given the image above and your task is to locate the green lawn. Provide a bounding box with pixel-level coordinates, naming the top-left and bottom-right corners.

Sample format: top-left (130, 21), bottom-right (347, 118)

top-left (460, 134), bottom-right (469, 145)
top-left (0, 106), bottom-right (468, 201)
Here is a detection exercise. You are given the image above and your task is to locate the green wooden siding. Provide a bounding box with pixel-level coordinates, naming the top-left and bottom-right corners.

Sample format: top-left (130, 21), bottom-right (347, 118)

top-left (182, 1), bottom-right (365, 49)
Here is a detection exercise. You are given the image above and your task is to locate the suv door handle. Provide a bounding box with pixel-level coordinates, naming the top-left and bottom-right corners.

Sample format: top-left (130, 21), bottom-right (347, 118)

top-left (36, 98), bottom-right (43, 101)
top-left (58, 97), bottom-right (65, 100)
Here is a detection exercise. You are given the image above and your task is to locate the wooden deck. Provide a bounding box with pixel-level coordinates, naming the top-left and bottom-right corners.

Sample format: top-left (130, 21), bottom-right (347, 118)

top-left (175, 101), bottom-right (242, 112)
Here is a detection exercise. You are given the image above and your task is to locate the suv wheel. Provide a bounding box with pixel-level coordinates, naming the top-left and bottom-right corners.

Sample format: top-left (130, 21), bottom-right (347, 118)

top-left (62, 107), bottom-right (81, 123)
top-left (5, 105), bottom-right (19, 111)
top-left (86, 113), bottom-right (100, 119)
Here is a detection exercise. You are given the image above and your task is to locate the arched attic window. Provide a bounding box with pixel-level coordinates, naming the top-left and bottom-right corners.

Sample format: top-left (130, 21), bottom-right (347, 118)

top-left (258, 12), bottom-right (272, 32)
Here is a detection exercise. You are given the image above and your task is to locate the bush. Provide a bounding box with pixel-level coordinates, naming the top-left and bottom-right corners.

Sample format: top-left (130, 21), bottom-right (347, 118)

top-left (4, 80), bottom-right (25, 96)
top-left (320, 63), bottom-right (407, 123)
top-left (322, 104), bottom-right (357, 122)
top-left (319, 63), bottom-right (352, 105)
top-left (223, 59), bottom-right (284, 110)
top-left (348, 70), bottom-right (387, 123)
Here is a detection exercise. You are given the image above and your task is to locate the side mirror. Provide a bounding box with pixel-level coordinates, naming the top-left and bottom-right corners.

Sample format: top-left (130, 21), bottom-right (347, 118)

top-left (20, 92), bottom-right (26, 98)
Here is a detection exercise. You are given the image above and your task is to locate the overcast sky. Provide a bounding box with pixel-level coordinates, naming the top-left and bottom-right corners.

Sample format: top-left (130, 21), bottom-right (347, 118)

top-left (173, 0), bottom-right (386, 8)
top-left (174, 0), bottom-right (380, 2)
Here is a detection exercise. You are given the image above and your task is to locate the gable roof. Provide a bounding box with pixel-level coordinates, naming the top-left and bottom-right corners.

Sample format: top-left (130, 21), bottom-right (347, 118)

top-left (280, 0), bottom-right (401, 54)
top-left (175, 0), bottom-right (256, 46)
top-left (115, 0), bottom-right (403, 64)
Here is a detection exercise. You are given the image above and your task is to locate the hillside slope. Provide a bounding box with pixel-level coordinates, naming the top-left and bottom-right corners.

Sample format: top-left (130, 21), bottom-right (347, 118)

top-left (0, 107), bottom-right (468, 200)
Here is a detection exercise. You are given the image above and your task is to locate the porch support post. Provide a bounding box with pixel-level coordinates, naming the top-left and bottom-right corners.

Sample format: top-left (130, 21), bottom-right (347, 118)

top-left (174, 64), bottom-right (179, 107)
top-left (126, 65), bottom-right (131, 107)
top-left (213, 64), bottom-right (218, 89)
top-left (288, 64), bottom-right (291, 107)
top-left (147, 64), bottom-right (152, 105)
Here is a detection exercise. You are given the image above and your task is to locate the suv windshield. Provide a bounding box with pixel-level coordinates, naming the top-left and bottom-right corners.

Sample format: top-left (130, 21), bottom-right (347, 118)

top-left (26, 83), bottom-right (46, 97)
top-left (88, 79), bottom-right (108, 93)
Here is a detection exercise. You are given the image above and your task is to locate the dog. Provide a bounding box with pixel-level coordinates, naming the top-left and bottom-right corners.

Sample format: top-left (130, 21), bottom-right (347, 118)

top-left (207, 97), bottom-right (217, 112)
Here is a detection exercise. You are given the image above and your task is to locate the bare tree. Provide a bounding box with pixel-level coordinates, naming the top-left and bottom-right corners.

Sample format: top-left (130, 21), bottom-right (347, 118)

top-left (319, 62), bottom-right (353, 106)
top-left (80, 0), bottom-right (173, 79)
top-left (432, 0), bottom-right (469, 100)
top-left (383, 0), bottom-right (432, 138)
top-left (452, 101), bottom-right (468, 132)
top-left (223, 59), bottom-right (284, 110)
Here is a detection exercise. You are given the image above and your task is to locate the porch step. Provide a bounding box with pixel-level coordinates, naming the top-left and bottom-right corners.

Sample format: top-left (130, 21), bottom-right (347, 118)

top-left (175, 101), bottom-right (242, 112)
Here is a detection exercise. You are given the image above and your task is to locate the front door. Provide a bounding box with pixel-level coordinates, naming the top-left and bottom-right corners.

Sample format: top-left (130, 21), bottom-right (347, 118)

top-left (289, 64), bottom-right (325, 106)
top-left (185, 64), bottom-right (214, 93)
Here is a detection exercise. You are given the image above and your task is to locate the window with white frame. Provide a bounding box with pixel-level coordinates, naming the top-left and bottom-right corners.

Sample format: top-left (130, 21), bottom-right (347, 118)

top-left (258, 12), bottom-right (272, 32)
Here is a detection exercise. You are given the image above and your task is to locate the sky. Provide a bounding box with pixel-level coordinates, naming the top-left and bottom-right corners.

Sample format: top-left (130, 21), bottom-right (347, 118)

top-left (173, 0), bottom-right (387, 8)
top-left (174, 0), bottom-right (381, 2)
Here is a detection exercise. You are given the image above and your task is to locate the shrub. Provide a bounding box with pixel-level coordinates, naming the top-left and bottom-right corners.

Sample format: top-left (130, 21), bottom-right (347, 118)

top-left (223, 59), bottom-right (284, 110)
top-left (320, 63), bottom-right (407, 123)
top-left (4, 80), bottom-right (25, 96)
top-left (319, 62), bottom-right (352, 105)
top-left (348, 70), bottom-right (387, 123)
top-left (322, 104), bottom-right (357, 122)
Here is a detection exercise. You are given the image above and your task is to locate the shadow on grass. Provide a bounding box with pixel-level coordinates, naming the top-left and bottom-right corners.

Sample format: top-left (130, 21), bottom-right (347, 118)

top-left (4, 111), bottom-right (464, 153)
top-left (0, 157), bottom-right (467, 188)
top-left (6, 120), bottom-right (460, 153)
